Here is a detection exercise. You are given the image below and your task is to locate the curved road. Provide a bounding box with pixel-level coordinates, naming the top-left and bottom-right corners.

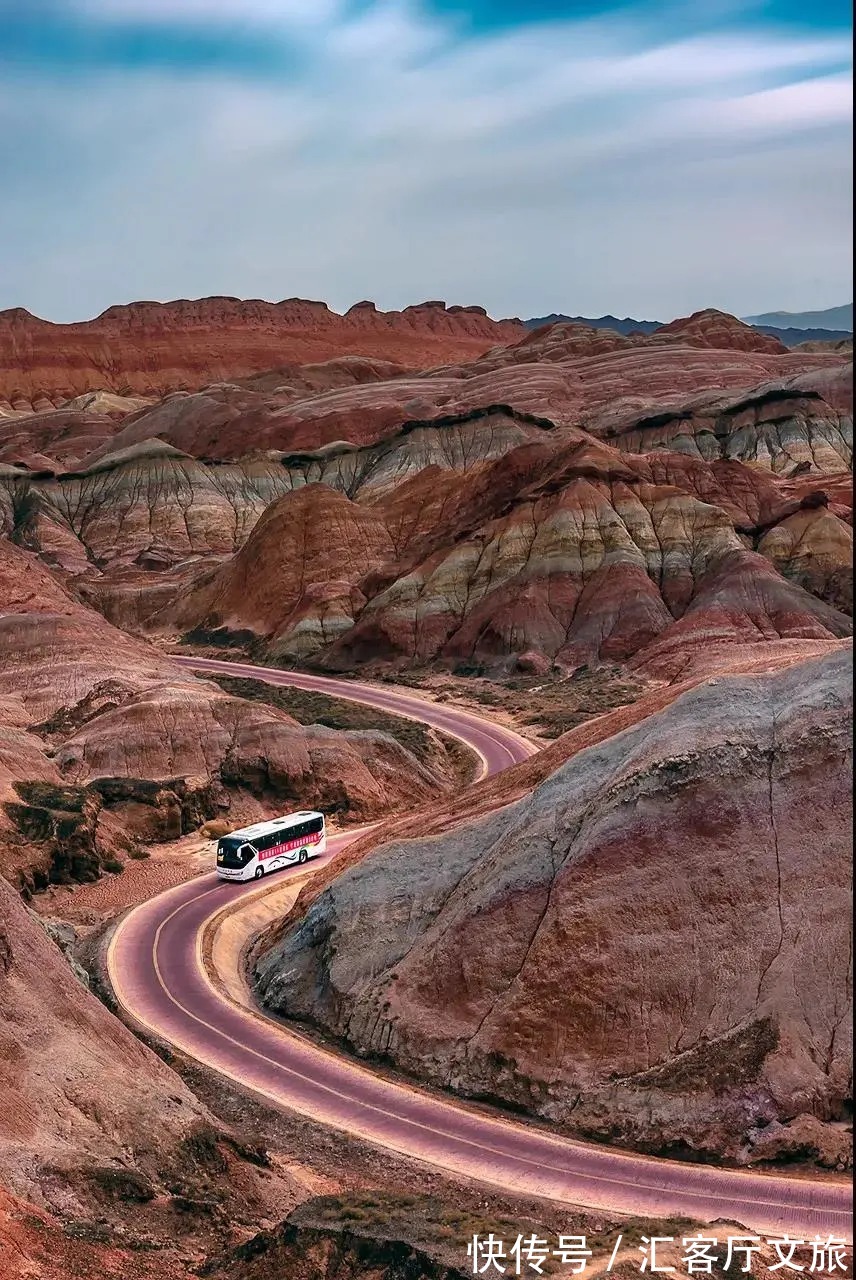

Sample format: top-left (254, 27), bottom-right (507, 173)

top-left (108, 657), bottom-right (852, 1240)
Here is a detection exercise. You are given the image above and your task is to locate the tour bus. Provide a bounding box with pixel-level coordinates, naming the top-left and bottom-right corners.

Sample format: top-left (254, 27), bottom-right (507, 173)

top-left (215, 811), bottom-right (326, 881)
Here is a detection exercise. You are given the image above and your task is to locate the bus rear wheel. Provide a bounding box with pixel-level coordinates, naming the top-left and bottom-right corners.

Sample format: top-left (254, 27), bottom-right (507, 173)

top-left (298, 849), bottom-right (308, 865)
top-left (254, 866), bottom-right (264, 879)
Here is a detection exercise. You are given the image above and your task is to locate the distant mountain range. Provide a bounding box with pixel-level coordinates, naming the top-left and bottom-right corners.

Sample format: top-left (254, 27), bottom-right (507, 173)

top-left (525, 313), bottom-right (661, 335)
top-left (524, 304), bottom-right (853, 348)
top-left (742, 304), bottom-right (852, 331)
top-left (751, 325), bottom-right (853, 346)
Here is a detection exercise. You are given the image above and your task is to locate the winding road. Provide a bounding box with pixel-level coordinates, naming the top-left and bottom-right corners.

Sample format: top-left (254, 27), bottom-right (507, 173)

top-left (107, 656), bottom-right (852, 1240)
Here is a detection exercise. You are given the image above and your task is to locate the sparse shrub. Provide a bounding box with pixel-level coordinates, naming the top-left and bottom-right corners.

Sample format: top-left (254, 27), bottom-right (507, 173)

top-left (90, 1166), bottom-right (155, 1203)
top-left (179, 1123), bottom-right (229, 1172)
top-left (9, 481), bottom-right (40, 547)
top-left (452, 660), bottom-right (487, 677)
top-left (470, 688), bottom-right (502, 705)
top-left (102, 858), bottom-right (124, 874)
top-left (63, 1221), bottom-right (113, 1243)
top-left (13, 780), bottom-right (86, 812)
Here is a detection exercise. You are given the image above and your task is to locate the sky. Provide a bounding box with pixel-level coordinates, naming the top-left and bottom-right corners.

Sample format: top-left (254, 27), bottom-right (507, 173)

top-left (0, 0), bottom-right (852, 323)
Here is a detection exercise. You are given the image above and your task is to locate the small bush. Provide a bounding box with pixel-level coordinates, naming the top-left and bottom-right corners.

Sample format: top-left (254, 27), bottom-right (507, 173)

top-left (91, 1166), bottom-right (155, 1203)
top-left (452, 660), bottom-right (487, 677)
top-left (127, 845), bottom-right (151, 860)
top-left (13, 780), bottom-right (87, 812)
top-left (102, 858), bottom-right (124, 874)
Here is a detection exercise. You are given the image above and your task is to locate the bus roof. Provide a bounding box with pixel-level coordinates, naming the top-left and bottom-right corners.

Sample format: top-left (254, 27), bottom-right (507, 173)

top-left (224, 812), bottom-right (324, 840)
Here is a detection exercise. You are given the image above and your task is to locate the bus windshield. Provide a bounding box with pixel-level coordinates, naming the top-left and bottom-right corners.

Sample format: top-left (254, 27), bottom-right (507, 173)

top-left (216, 839), bottom-right (254, 869)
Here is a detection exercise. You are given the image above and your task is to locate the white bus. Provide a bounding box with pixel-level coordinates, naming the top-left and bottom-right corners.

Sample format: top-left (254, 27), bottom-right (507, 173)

top-left (215, 811), bottom-right (326, 881)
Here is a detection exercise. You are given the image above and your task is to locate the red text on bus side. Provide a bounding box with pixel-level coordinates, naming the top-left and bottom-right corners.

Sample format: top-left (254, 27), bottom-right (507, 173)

top-left (259, 834), bottom-right (322, 861)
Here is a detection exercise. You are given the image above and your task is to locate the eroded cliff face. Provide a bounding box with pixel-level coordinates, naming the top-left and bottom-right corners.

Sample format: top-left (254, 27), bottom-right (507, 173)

top-left (4, 312), bottom-right (849, 471)
top-left (254, 647), bottom-right (853, 1164)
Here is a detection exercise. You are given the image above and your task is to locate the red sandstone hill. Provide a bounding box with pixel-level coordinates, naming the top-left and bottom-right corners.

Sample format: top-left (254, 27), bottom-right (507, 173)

top-left (52, 310), bottom-right (844, 467)
top-left (0, 537), bottom-right (467, 893)
top-left (0, 316), bottom-right (850, 672)
top-left (649, 308), bottom-right (788, 354)
top-left (160, 434), bottom-right (851, 676)
top-left (0, 297), bottom-right (524, 407)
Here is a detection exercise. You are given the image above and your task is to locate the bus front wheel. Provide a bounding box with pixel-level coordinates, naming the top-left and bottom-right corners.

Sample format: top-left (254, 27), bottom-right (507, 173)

top-left (254, 866), bottom-right (264, 879)
top-left (298, 849), bottom-right (308, 865)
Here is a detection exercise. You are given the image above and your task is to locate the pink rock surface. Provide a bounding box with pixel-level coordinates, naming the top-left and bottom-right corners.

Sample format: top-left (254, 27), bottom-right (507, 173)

top-left (256, 645), bottom-right (853, 1163)
top-left (0, 869), bottom-right (303, 1244)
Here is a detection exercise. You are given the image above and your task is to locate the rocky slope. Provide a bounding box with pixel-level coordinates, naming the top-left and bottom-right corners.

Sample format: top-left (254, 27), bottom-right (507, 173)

top-left (0, 875), bottom-right (295, 1258)
top-left (207, 1209), bottom-right (471, 1280)
top-left (0, 537), bottom-right (463, 892)
top-left (2, 308), bottom-right (841, 474)
top-left (61, 312), bottom-right (847, 465)
top-left (1, 315), bottom-right (850, 678)
top-left (0, 298), bottom-right (523, 406)
top-left (254, 645), bottom-right (853, 1164)
top-left (148, 427), bottom-right (850, 676)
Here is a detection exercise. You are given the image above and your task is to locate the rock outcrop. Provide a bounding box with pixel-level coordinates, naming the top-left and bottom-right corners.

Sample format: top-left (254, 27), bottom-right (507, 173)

top-left (594, 366), bottom-right (852, 474)
top-left (69, 330), bottom-right (848, 465)
top-left (255, 646), bottom-right (853, 1164)
top-left (0, 406), bottom-right (130, 471)
top-left (207, 1199), bottom-right (473, 1280)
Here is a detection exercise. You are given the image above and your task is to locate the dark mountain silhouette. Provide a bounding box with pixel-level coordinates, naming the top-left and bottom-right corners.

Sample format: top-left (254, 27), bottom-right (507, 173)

top-left (524, 308), bottom-right (853, 348)
top-left (524, 312), bottom-right (660, 335)
top-left (752, 325), bottom-right (853, 347)
top-left (743, 304), bottom-right (852, 331)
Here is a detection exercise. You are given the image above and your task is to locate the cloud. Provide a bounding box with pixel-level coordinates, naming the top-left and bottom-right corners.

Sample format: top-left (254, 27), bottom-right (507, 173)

top-left (702, 71), bottom-right (853, 132)
top-left (79, 0), bottom-right (341, 20)
top-left (38, 0), bottom-right (343, 30)
top-left (0, 0), bottom-right (851, 322)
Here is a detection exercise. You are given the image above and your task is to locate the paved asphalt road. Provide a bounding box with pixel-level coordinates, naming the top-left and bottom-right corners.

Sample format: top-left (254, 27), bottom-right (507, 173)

top-left (107, 656), bottom-right (853, 1240)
